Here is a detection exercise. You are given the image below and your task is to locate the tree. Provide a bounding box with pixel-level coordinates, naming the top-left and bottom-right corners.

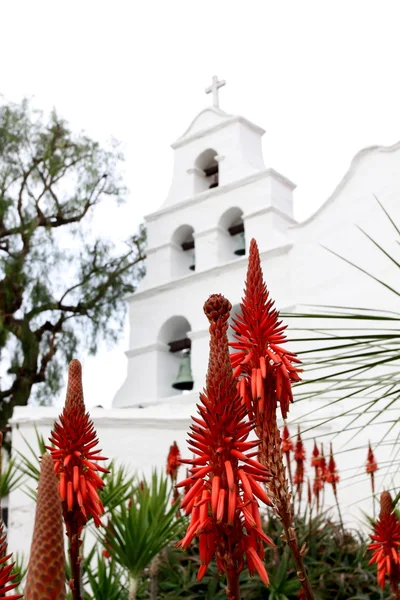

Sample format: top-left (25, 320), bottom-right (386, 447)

top-left (0, 98), bottom-right (146, 428)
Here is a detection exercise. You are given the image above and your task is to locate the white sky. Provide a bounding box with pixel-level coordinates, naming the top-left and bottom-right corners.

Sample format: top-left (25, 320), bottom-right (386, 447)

top-left (1, 1), bottom-right (400, 408)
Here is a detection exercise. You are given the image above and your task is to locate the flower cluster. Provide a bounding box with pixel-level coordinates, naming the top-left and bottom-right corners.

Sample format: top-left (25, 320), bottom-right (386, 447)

top-left (326, 443), bottom-right (339, 492)
top-left (229, 239), bottom-right (301, 424)
top-left (48, 360), bottom-right (108, 533)
top-left (281, 423), bottom-right (293, 454)
top-left (368, 491), bottom-right (400, 589)
top-left (366, 442), bottom-right (378, 475)
top-left (176, 294), bottom-right (274, 587)
top-left (311, 441), bottom-right (323, 509)
top-left (166, 441), bottom-right (181, 481)
top-left (293, 428), bottom-right (306, 489)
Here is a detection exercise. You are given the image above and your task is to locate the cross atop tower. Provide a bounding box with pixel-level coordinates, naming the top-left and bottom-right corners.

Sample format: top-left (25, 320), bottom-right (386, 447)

top-left (205, 75), bottom-right (226, 109)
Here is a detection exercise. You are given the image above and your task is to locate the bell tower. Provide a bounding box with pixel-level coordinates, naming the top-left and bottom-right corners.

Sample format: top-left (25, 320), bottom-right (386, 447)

top-left (113, 77), bottom-right (296, 408)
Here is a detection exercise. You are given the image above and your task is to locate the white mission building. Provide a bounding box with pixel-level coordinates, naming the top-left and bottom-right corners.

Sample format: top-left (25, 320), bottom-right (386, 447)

top-left (9, 78), bottom-right (400, 554)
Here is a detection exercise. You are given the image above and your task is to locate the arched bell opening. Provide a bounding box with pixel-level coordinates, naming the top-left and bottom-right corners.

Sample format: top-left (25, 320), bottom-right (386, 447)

top-left (218, 207), bottom-right (246, 263)
top-left (193, 148), bottom-right (219, 194)
top-left (171, 224), bottom-right (196, 276)
top-left (158, 316), bottom-right (194, 397)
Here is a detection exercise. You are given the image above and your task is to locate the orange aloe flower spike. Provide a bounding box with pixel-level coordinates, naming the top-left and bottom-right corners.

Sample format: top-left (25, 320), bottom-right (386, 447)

top-left (48, 359), bottom-right (108, 532)
top-left (176, 294), bottom-right (273, 598)
top-left (229, 238), bottom-right (301, 422)
top-left (366, 441), bottom-right (378, 474)
top-left (25, 453), bottom-right (66, 600)
top-left (48, 359), bottom-right (108, 600)
top-left (166, 441), bottom-right (181, 481)
top-left (368, 491), bottom-right (400, 591)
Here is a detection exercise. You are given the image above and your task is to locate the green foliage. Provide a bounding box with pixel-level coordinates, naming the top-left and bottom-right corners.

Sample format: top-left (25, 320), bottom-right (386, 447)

top-left (13, 425), bottom-right (46, 500)
top-left (0, 97), bottom-right (146, 427)
top-left (283, 198), bottom-right (400, 497)
top-left (98, 470), bottom-right (185, 582)
top-left (98, 460), bottom-right (135, 515)
top-left (0, 453), bottom-right (25, 497)
top-left (85, 553), bottom-right (129, 600)
top-left (10, 552), bottom-right (27, 597)
top-left (129, 511), bottom-right (390, 599)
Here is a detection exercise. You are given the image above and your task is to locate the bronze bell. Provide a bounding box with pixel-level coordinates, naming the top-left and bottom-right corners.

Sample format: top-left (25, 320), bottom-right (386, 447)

top-left (172, 351), bottom-right (194, 391)
top-left (234, 231), bottom-right (246, 256)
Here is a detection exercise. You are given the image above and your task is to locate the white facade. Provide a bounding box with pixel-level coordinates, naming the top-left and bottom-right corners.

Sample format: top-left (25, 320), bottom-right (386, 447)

top-left (9, 94), bottom-right (400, 556)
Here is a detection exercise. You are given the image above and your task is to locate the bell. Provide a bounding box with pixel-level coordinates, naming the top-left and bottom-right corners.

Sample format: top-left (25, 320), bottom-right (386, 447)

top-left (172, 352), bottom-right (194, 391)
top-left (189, 250), bottom-right (195, 271)
top-left (234, 232), bottom-right (246, 256)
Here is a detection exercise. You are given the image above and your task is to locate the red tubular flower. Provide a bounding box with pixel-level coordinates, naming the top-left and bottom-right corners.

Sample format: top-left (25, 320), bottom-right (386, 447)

top-left (166, 441), bottom-right (181, 481)
top-left (368, 491), bottom-right (400, 591)
top-left (366, 442), bottom-right (378, 474)
top-left (176, 294), bottom-right (274, 594)
top-left (48, 359), bottom-right (108, 533)
top-left (229, 238), bottom-right (301, 424)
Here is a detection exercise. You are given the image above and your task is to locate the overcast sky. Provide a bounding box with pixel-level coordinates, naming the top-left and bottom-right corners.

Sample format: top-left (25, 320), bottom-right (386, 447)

top-left (1, 1), bottom-right (400, 408)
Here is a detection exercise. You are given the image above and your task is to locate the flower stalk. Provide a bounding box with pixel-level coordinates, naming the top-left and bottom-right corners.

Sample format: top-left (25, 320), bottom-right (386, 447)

top-left (229, 239), bottom-right (314, 600)
top-left (48, 359), bottom-right (108, 600)
top-left (177, 294), bottom-right (275, 599)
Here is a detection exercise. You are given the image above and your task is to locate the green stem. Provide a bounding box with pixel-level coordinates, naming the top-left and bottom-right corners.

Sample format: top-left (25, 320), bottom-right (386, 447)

top-left (333, 487), bottom-right (344, 534)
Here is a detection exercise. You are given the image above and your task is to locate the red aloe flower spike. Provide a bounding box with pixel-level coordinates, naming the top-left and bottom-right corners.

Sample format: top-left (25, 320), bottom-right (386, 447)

top-left (167, 441), bottom-right (181, 509)
top-left (281, 422), bottom-right (293, 487)
top-left (25, 453), bottom-right (66, 599)
top-left (368, 491), bottom-right (400, 595)
top-left (311, 440), bottom-right (322, 513)
top-left (48, 359), bottom-right (108, 600)
top-left (326, 443), bottom-right (339, 489)
top-left (281, 423), bottom-right (293, 453)
top-left (311, 440), bottom-right (320, 468)
top-left (293, 428), bottom-right (306, 507)
top-left (166, 441), bottom-right (180, 481)
top-left (0, 432), bottom-right (22, 600)
top-left (366, 441), bottom-right (379, 519)
top-left (229, 239), bottom-right (302, 423)
top-left (366, 441), bottom-right (378, 474)
top-left (230, 240), bottom-right (314, 600)
top-left (320, 444), bottom-right (327, 483)
top-left (176, 294), bottom-right (274, 599)
top-left (326, 443), bottom-right (343, 533)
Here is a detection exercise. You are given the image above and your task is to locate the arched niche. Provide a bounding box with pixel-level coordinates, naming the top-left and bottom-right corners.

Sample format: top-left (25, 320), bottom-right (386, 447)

top-left (218, 207), bottom-right (246, 263)
top-left (193, 148), bottom-right (219, 194)
top-left (157, 316), bottom-right (193, 397)
top-left (171, 224), bottom-right (195, 277)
